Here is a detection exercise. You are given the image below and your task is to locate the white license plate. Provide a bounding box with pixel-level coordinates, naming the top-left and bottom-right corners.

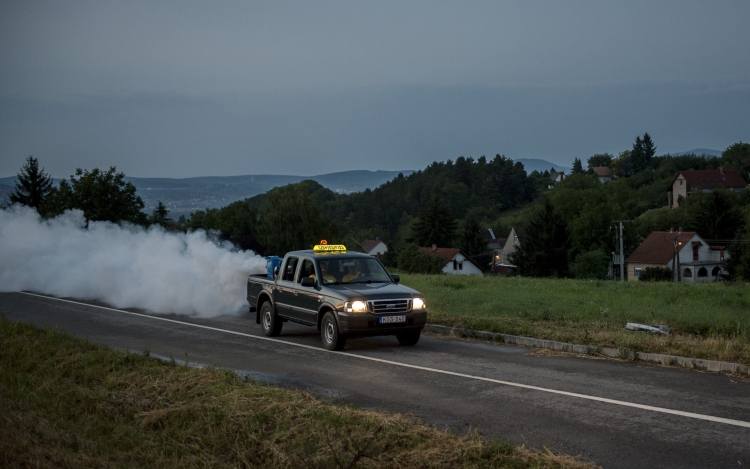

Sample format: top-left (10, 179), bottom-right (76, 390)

top-left (379, 315), bottom-right (406, 324)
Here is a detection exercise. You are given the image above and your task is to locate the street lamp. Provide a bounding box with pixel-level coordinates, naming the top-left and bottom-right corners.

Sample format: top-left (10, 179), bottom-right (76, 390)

top-left (673, 238), bottom-right (683, 282)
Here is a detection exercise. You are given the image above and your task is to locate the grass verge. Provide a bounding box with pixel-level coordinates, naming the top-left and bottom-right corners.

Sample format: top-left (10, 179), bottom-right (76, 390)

top-left (0, 318), bottom-right (596, 468)
top-left (401, 274), bottom-right (750, 366)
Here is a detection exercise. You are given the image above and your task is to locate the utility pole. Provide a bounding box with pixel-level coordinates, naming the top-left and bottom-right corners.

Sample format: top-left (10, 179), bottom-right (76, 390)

top-left (614, 220), bottom-right (628, 281)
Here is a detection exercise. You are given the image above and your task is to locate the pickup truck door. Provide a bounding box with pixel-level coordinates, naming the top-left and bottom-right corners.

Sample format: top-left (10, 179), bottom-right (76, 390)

top-left (289, 258), bottom-right (320, 324)
top-left (274, 256), bottom-right (299, 318)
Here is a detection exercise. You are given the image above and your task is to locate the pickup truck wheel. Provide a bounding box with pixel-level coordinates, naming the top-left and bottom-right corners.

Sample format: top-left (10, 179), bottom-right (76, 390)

top-left (260, 302), bottom-right (282, 337)
top-left (396, 329), bottom-right (421, 346)
top-left (321, 312), bottom-right (346, 351)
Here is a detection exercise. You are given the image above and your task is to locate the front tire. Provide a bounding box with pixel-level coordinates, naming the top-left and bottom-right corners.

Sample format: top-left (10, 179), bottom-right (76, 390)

top-left (321, 312), bottom-right (346, 351)
top-left (396, 329), bottom-right (421, 346)
top-left (260, 302), bottom-right (282, 337)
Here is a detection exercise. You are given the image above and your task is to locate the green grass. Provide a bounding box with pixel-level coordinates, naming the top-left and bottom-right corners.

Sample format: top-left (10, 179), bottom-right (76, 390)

top-left (400, 274), bottom-right (750, 365)
top-left (0, 318), bottom-right (596, 468)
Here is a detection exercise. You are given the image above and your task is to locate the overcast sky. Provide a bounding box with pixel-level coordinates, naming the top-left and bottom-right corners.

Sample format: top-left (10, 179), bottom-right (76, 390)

top-left (1, 1), bottom-right (749, 178)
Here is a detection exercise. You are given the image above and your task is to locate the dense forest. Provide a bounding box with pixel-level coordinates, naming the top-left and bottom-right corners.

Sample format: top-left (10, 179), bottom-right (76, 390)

top-left (185, 138), bottom-right (750, 279)
top-left (7, 138), bottom-right (750, 280)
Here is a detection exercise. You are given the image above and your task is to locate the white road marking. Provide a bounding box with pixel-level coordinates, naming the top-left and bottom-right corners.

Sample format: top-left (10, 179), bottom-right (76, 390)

top-left (19, 291), bottom-right (750, 429)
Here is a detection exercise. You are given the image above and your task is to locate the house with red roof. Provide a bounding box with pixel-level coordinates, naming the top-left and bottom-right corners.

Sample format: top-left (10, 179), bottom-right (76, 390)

top-left (667, 169), bottom-right (747, 208)
top-left (361, 237), bottom-right (387, 259)
top-left (592, 166), bottom-right (612, 183)
top-left (418, 245), bottom-right (484, 276)
top-left (625, 229), bottom-right (728, 282)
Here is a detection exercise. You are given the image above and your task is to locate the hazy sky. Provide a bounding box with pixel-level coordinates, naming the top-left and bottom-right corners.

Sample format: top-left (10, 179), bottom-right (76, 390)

top-left (1, 1), bottom-right (749, 178)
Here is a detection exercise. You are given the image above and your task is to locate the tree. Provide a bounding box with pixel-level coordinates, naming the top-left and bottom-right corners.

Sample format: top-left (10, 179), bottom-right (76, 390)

top-left (572, 158), bottom-right (584, 174)
top-left (9, 156), bottom-right (53, 210)
top-left (47, 166), bottom-right (146, 224)
top-left (724, 227), bottom-right (750, 282)
top-left (685, 189), bottom-right (744, 241)
top-left (570, 249), bottom-right (609, 279)
top-left (258, 183), bottom-right (338, 255)
top-left (630, 135), bottom-right (646, 173)
top-left (149, 201), bottom-right (172, 228)
top-left (397, 244), bottom-right (445, 274)
top-left (720, 141), bottom-right (750, 180)
top-left (628, 133), bottom-right (656, 174)
top-left (611, 150), bottom-right (635, 178)
top-left (458, 214), bottom-right (489, 257)
top-left (412, 196), bottom-right (457, 247)
top-left (510, 202), bottom-right (571, 277)
top-left (641, 132), bottom-right (656, 166)
top-left (587, 153), bottom-right (613, 170)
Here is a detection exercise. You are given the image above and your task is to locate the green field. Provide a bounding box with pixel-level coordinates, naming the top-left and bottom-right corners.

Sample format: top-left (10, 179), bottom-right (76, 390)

top-left (401, 274), bottom-right (750, 365)
top-left (0, 318), bottom-right (595, 468)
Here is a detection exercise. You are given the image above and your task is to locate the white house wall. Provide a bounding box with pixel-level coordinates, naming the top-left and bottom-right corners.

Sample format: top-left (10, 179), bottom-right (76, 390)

top-left (441, 253), bottom-right (483, 276)
top-left (367, 242), bottom-right (388, 256)
top-left (675, 234), bottom-right (727, 282)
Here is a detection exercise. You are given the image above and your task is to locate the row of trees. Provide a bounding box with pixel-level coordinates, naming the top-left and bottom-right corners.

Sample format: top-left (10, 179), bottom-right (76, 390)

top-left (7, 156), bottom-right (171, 227)
top-left (504, 140), bottom-right (750, 280)
top-left (7, 137), bottom-right (750, 280)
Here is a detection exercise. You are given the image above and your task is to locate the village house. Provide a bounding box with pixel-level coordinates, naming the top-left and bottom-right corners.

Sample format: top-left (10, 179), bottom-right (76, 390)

top-left (592, 166), bottom-right (612, 183)
top-left (361, 237), bottom-right (387, 259)
top-left (547, 171), bottom-right (565, 189)
top-left (500, 227), bottom-right (525, 268)
top-left (625, 229), bottom-right (728, 282)
top-left (487, 236), bottom-right (508, 273)
top-left (666, 169), bottom-right (747, 208)
top-left (418, 246), bottom-right (484, 276)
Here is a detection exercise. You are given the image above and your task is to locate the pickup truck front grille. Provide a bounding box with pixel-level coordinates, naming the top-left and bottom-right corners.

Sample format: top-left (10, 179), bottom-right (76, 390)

top-left (367, 299), bottom-right (411, 314)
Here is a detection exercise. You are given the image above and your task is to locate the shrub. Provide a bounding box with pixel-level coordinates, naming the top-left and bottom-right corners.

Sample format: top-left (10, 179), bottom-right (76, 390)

top-left (570, 249), bottom-right (610, 279)
top-left (397, 244), bottom-right (445, 274)
top-left (639, 266), bottom-right (673, 282)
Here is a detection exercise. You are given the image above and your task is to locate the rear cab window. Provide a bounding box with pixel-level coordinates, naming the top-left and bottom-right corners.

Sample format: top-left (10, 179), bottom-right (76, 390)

top-left (281, 257), bottom-right (299, 282)
top-left (298, 258), bottom-right (315, 283)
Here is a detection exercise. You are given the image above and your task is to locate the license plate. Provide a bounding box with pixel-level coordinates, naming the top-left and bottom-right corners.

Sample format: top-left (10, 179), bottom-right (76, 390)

top-left (379, 315), bottom-right (406, 324)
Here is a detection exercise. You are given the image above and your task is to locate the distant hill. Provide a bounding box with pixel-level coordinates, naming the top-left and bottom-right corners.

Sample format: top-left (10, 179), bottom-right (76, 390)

top-left (514, 158), bottom-right (569, 174)
top-left (0, 170), bottom-right (414, 217)
top-left (0, 178), bottom-right (13, 206)
top-left (673, 148), bottom-right (722, 157)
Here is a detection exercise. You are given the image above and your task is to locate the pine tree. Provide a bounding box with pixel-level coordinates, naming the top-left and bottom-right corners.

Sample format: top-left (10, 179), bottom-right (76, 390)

top-left (510, 201), bottom-right (571, 277)
top-left (630, 135), bottom-right (646, 172)
top-left (413, 196), bottom-right (457, 247)
top-left (641, 132), bottom-right (656, 166)
top-left (572, 158), bottom-right (584, 174)
top-left (9, 156), bottom-right (53, 210)
top-left (149, 201), bottom-right (172, 227)
top-left (459, 214), bottom-right (489, 256)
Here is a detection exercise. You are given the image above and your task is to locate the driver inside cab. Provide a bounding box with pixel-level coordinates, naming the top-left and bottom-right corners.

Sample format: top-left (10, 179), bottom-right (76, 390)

top-left (342, 261), bottom-right (363, 283)
top-left (311, 260), bottom-right (337, 284)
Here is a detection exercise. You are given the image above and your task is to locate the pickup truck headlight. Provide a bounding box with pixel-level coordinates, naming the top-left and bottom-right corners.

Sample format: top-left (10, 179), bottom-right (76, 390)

top-left (412, 298), bottom-right (426, 310)
top-left (344, 301), bottom-right (368, 313)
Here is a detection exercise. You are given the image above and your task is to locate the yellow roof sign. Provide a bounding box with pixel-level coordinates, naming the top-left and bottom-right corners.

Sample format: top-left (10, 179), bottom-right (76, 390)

top-left (313, 244), bottom-right (347, 252)
top-left (313, 240), bottom-right (346, 251)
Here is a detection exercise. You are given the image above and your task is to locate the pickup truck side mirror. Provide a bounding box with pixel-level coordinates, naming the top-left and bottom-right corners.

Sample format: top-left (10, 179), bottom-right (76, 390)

top-left (300, 277), bottom-right (315, 287)
top-left (390, 274), bottom-right (400, 284)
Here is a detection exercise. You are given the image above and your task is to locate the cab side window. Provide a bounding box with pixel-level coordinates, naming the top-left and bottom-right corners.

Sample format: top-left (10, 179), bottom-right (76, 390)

top-left (298, 259), bottom-right (314, 282)
top-left (282, 257), bottom-right (299, 282)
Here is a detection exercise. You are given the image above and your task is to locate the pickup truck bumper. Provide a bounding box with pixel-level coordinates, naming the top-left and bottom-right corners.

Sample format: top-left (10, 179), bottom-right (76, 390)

top-left (337, 310), bottom-right (427, 337)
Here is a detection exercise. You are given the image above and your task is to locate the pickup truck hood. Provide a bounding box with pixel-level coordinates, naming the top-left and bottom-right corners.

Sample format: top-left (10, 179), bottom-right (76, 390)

top-left (327, 282), bottom-right (420, 300)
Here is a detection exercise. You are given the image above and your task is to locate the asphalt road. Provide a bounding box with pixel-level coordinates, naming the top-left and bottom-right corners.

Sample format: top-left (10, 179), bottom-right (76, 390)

top-left (2, 291), bottom-right (749, 469)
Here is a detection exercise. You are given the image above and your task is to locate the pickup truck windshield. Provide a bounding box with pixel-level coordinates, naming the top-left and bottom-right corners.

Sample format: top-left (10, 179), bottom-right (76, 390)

top-left (315, 257), bottom-right (391, 285)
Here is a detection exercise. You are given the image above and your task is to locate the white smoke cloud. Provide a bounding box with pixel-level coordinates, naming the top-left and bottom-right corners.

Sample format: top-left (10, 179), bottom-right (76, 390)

top-left (0, 205), bottom-right (266, 316)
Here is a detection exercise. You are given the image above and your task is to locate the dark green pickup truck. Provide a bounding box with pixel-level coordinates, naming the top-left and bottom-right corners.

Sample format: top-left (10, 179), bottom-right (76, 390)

top-left (246, 248), bottom-right (427, 350)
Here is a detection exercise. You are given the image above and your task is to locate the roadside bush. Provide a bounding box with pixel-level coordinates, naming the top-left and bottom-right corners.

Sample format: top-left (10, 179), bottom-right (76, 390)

top-left (639, 266), bottom-right (673, 282)
top-left (397, 244), bottom-right (445, 274)
top-left (570, 249), bottom-right (610, 279)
